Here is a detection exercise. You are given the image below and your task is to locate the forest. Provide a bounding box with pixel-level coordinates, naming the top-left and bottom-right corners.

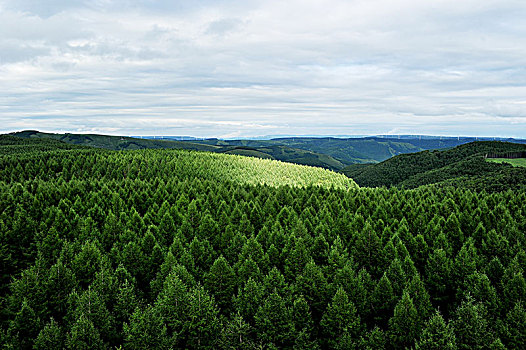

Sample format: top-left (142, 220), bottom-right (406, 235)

top-left (343, 141), bottom-right (526, 192)
top-left (1, 136), bottom-right (525, 349)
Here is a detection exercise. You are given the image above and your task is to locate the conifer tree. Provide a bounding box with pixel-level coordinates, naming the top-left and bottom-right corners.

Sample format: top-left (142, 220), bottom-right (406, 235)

top-left (320, 287), bottom-right (361, 348)
top-left (388, 291), bottom-right (420, 349)
top-left (425, 248), bottom-right (451, 309)
top-left (186, 285), bottom-right (221, 349)
top-left (452, 296), bottom-right (492, 350)
top-left (371, 273), bottom-right (395, 327)
top-left (415, 310), bottom-right (457, 350)
top-left (34, 318), bottom-right (65, 350)
top-left (503, 302), bottom-right (526, 349)
top-left (205, 256), bottom-right (236, 313)
top-left (66, 315), bottom-right (106, 350)
top-left (6, 299), bottom-right (41, 350)
top-left (123, 305), bottom-right (169, 350)
top-left (219, 312), bottom-right (254, 350)
top-left (255, 291), bottom-right (294, 348)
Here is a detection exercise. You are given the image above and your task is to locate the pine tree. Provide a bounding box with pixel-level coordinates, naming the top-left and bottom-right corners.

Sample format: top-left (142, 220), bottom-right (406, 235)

top-left (44, 260), bottom-right (76, 320)
top-left (407, 274), bottom-right (433, 322)
top-left (388, 291), bottom-right (420, 349)
top-left (415, 310), bottom-right (457, 350)
top-left (255, 291), bottom-right (294, 348)
top-left (371, 273), bottom-right (395, 327)
top-left (6, 299), bottom-right (41, 350)
top-left (67, 287), bottom-right (116, 345)
top-left (219, 312), bottom-right (254, 350)
top-left (292, 296), bottom-right (314, 337)
top-left (34, 318), bottom-right (65, 350)
top-left (489, 338), bottom-right (507, 350)
top-left (66, 315), bottom-right (106, 350)
top-left (235, 277), bottom-right (264, 323)
top-left (320, 287), bottom-right (361, 348)
top-left (503, 302), bottom-right (526, 349)
top-left (123, 305), bottom-right (169, 350)
top-left (452, 296), bottom-right (492, 350)
top-left (294, 260), bottom-right (329, 323)
top-left (360, 326), bottom-right (386, 350)
top-left (71, 240), bottom-right (103, 288)
top-left (456, 272), bottom-right (498, 315)
top-left (155, 271), bottom-right (190, 341)
top-left (502, 272), bottom-right (526, 312)
top-left (186, 285), bottom-right (221, 349)
top-left (425, 248), bottom-right (451, 309)
top-left (205, 256), bottom-right (237, 313)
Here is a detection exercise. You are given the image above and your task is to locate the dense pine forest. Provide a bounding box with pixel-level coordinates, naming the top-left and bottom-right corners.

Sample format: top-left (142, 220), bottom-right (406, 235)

top-left (1, 136), bottom-right (525, 349)
top-left (343, 141), bottom-right (526, 192)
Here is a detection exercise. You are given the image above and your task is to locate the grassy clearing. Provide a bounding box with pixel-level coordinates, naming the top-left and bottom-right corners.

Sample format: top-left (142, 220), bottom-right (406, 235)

top-left (487, 158), bottom-right (526, 168)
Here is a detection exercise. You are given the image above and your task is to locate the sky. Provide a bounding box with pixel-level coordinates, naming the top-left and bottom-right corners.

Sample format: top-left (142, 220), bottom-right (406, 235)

top-left (1, 0), bottom-right (525, 138)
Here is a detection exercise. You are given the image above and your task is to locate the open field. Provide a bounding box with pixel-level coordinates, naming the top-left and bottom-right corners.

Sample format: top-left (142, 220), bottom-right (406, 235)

top-left (487, 157), bottom-right (526, 167)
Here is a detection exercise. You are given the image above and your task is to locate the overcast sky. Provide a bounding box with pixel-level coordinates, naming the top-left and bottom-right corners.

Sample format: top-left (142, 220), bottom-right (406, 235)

top-left (1, 0), bottom-right (525, 138)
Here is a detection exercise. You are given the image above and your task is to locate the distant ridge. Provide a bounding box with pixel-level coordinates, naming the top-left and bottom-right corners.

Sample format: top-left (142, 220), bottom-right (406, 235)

top-left (9, 130), bottom-right (345, 171)
top-left (342, 141), bottom-right (526, 191)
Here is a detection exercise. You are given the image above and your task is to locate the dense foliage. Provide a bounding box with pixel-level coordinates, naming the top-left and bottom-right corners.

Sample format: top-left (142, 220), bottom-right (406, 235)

top-left (343, 141), bottom-right (526, 191)
top-left (1, 137), bottom-right (525, 349)
top-left (199, 136), bottom-right (526, 165)
top-left (12, 131), bottom-right (346, 171)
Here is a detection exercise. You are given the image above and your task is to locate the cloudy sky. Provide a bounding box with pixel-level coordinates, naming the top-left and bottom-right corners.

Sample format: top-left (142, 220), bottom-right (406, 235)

top-left (1, 0), bottom-right (525, 138)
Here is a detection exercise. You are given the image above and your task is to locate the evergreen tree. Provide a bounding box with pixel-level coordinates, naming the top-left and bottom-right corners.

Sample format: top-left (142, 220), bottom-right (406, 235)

top-left (66, 315), bottom-right (106, 350)
top-left (6, 299), bottom-right (41, 350)
top-left (452, 296), bottom-right (492, 350)
top-left (235, 277), bottom-right (264, 323)
top-left (186, 285), bottom-right (221, 349)
top-left (388, 291), bottom-right (420, 349)
top-left (406, 274), bottom-right (433, 322)
top-left (360, 326), bottom-right (386, 350)
top-left (123, 305), bottom-right (169, 350)
top-left (503, 302), bottom-right (526, 349)
top-left (415, 310), bottom-right (457, 350)
top-left (255, 291), bottom-right (294, 348)
top-left (371, 273), bottom-right (395, 327)
top-left (34, 318), bottom-right (65, 350)
top-left (320, 287), bottom-right (361, 348)
top-left (205, 256), bottom-right (237, 313)
top-left (219, 312), bottom-right (254, 350)
top-left (425, 248), bottom-right (451, 309)
top-left (502, 272), bottom-right (526, 312)
top-left (155, 272), bottom-right (190, 341)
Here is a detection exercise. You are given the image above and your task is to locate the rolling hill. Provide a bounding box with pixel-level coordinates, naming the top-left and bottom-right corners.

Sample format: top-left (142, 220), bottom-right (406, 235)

top-left (10, 131), bottom-right (345, 171)
top-left (1, 134), bottom-right (355, 190)
top-left (192, 136), bottom-right (526, 166)
top-left (342, 141), bottom-right (526, 191)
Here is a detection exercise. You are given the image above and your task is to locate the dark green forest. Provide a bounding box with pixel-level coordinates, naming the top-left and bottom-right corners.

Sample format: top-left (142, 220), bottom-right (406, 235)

top-left (343, 141), bottom-right (526, 191)
top-left (1, 136), bottom-right (525, 349)
top-left (15, 130), bottom-right (526, 171)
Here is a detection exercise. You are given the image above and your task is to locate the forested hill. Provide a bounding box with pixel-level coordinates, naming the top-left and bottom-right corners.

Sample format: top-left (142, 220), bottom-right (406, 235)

top-left (1, 135), bottom-right (526, 349)
top-left (342, 141), bottom-right (526, 191)
top-left (10, 130), bottom-right (345, 171)
top-left (196, 136), bottom-right (526, 165)
top-left (17, 131), bottom-right (526, 172)
top-left (0, 135), bottom-right (354, 190)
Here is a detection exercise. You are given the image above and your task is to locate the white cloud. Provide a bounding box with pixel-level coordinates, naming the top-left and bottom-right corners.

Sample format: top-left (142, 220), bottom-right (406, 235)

top-left (0, 0), bottom-right (525, 137)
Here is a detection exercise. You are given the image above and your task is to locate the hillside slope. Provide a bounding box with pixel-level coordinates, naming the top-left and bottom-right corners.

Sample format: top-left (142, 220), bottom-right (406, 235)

top-left (11, 131), bottom-right (344, 170)
top-left (342, 141), bottom-right (526, 191)
top-left (194, 136), bottom-right (526, 165)
top-left (1, 135), bottom-right (355, 190)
